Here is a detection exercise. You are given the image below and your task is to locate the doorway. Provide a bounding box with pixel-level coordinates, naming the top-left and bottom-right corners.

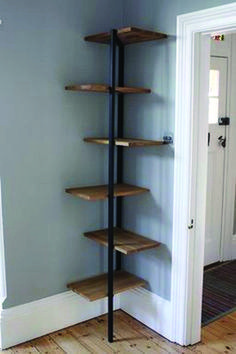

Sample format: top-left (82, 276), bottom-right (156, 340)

top-left (205, 55), bottom-right (228, 266)
top-left (205, 34), bottom-right (234, 267)
top-left (171, 3), bottom-right (236, 346)
top-left (202, 32), bottom-right (236, 325)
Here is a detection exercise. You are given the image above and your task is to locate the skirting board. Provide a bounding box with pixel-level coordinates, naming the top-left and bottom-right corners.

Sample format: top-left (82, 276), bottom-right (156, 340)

top-left (120, 287), bottom-right (172, 341)
top-left (0, 291), bottom-right (120, 349)
top-left (0, 287), bottom-right (172, 349)
top-left (232, 236), bottom-right (236, 259)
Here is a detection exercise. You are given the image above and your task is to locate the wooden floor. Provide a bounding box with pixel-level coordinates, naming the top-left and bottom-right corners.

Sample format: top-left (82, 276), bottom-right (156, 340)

top-left (2, 310), bottom-right (236, 353)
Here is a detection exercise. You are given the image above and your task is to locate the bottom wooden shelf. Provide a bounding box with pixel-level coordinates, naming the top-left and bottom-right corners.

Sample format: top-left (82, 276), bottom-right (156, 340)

top-left (67, 270), bottom-right (146, 301)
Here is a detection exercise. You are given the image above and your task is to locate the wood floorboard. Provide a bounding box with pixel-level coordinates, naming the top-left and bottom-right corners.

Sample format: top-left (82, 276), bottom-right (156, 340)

top-left (31, 336), bottom-right (64, 353)
top-left (114, 310), bottom-right (193, 354)
top-left (229, 312), bottom-right (236, 320)
top-left (68, 323), bottom-right (113, 354)
top-left (200, 329), bottom-right (235, 353)
top-left (95, 312), bottom-right (165, 353)
top-left (90, 317), bottom-right (141, 353)
top-left (10, 342), bottom-right (39, 353)
top-left (112, 313), bottom-right (168, 353)
top-left (49, 330), bottom-right (90, 353)
top-left (6, 310), bottom-right (236, 353)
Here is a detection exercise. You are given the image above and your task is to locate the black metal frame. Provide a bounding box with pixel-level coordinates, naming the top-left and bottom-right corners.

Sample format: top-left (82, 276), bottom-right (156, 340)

top-left (116, 42), bottom-right (124, 271)
top-left (107, 29), bottom-right (124, 343)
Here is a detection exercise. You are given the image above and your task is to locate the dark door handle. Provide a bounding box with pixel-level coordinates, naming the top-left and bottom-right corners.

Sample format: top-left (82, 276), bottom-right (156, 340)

top-left (218, 136), bottom-right (226, 148)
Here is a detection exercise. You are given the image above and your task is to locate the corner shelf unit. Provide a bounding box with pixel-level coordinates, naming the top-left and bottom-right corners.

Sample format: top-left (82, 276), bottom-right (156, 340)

top-left (65, 26), bottom-right (167, 343)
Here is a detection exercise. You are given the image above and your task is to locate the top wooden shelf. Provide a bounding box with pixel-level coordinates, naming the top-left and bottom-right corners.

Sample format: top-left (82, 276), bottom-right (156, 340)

top-left (65, 84), bottom-right (151, 94)
top-left (84, 26), bottom-right (167, 45)
top-left (66, 183), bottom-right (149, 201)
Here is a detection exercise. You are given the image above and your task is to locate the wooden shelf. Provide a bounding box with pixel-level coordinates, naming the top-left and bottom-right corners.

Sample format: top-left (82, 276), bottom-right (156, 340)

top-left (84, 227), bottom-right (161, 255)
top-left (67, 270), bottom-right (146, 301)
top-left (116, 86), bottom-right (151, 94)
top-left (85, 26), bottom-right (167, 45)
top-left (84, 137), bottom-right (165, 147)
top-left (65, 84), bottom-right (151, 94)
top-left (66, 183), bottom-right (149, 201)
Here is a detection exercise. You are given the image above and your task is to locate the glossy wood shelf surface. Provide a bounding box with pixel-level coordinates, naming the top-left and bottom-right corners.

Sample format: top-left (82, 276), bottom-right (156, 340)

top-left (84, 26), bottom-right (167, 45)
top-left (84, 137), bottom-right (165, 147)
top-left (65, 183), bottom-right (150, 201)
top-left (84, 227), bottom-right (161, 255)
top-left (67, 270), bottom-right (146, 301)
top-left (65, 84), bottom-right (151, 94)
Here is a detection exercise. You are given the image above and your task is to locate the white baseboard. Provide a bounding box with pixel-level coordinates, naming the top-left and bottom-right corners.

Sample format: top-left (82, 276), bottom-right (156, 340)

top-left (0, 291), bottom-right (120, 349)
top-left (0, 287), bottom-right (172, 349)
top-left (120, 288), bottom-right (172, 341)
top-left (232, 236), bottom-right (236, 259)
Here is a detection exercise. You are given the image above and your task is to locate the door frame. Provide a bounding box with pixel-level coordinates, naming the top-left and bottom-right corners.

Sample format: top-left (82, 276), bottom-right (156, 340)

top-left (0, 179), bottom-right (7, 348)
top-left (171, 3), bottom-right (236, 346)
top-left (0, 180), bottom-right (6, 309)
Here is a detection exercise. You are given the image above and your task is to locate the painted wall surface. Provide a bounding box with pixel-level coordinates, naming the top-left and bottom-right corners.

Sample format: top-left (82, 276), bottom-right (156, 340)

top-left (1, 0), bottom-right (235, 309)
top-left (121, 0), bottom-right (235, 299)
top-left (0, 0), bottom-right (122, 308)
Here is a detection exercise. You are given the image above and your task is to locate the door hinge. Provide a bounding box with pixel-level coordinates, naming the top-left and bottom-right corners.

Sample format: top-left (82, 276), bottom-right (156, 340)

top-left (188, 219), bottom-right (194, 230)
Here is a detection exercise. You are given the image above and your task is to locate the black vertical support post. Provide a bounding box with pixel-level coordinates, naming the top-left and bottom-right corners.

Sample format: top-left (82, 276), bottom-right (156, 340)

top-left (108, 29), bottom-right (116, 343)
top-left (116, 44), bottom-right (124, 271)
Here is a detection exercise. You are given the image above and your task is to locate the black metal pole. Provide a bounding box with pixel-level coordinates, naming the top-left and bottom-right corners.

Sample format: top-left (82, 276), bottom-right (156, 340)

top-left (108, 29), bottom-right (116, 343)
top-left (116, 44), bottom-right (124, 271)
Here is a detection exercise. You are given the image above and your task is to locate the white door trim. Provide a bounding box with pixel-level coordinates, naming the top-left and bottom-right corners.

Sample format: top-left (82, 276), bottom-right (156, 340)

top-left (0, 180), bottom-right (7, 307)
top-left (0, 180), bottom-right (7, 350)
top-left (171, 3), bottom-right (236, 346)
top-left (221, 33), bottom-right (236, 261)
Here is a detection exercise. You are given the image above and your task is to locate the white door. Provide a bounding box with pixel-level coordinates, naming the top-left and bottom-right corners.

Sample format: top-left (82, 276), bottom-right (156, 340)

top-left (204, 56), bottom-right (228, 266)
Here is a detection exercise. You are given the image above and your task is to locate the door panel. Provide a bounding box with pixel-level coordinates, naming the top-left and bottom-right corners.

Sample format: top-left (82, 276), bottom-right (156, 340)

top-left (204, 56), bottom-right (228, 266)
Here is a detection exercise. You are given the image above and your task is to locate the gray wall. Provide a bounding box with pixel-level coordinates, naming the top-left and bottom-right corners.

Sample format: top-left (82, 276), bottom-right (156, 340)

top-left (121, 0), bottom-right (235, 299)
top-left (0, 0), bottom-right (122, 308)
top-left (1, 0), bottom-right (235, 309)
